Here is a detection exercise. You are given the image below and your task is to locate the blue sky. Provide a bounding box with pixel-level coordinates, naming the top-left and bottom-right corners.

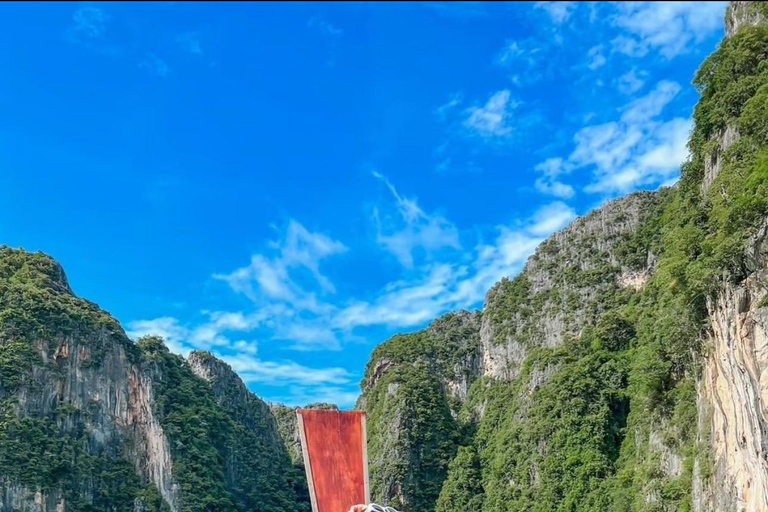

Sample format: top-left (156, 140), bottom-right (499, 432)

top-left (1, 1), bottom-right (728, 407)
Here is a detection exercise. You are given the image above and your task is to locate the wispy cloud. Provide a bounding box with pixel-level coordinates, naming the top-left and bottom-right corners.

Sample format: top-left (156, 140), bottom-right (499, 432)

top-left (65, 5), bottom-right (204, 76)
top-left (534, 158), bottom-right (575, 199)
top-left (130, 174), bottom-right (579, 405)
top-left (226, 354), bottom-right (350, 386)
top-left (65, 5), bottom-right (122, 56)
top-left (307, 16), bottom-right (343, 38)
top-left (587, 45), bottom-right (606, 70)
top-left (307, 16), bottom-right (343, 66)
top-left (534, 80), bottom-right (690, 195)
top-left (616, 68), bottom-right (647, 95)
top-left (464, 90), bottom-right (517, 138)
top-left (496, 39), bottom-right (551, 86)
top-left (126, 310), bottom-right (267, 356)
top-left (214, 220), bottom-right (347, 313)
top-left (71, 6), bottom-right (110, 39)
top-left (176, 32), bottom-right (203, 55)
top-left (435, 94), bottom-right (463, 120)
top-left (535, 1), bottom-right (576, 24)
top-left (372, 171), bottom-right (460, 268)
top-left (139, 53), bottom-right (171, 77)
top-left (611, 2), bottom-right (728, 59)
top-left (618, 80), bottom-right (680, 123)
top-left (332, 199), bottom-right (575, 331)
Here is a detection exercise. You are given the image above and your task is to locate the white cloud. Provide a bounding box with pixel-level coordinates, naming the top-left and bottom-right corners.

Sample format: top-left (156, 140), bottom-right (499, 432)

top-left (580, 116), bottom-right (690, 194)
top-left (535, 179), bottom-right (575, 199)
top-left (272, 321), bottom-right (342, 352)
top-left (127, 317), bottom-right (190, 354)
top-left (620, 80), bottom-right (680, 123)
top-left (436, 94), bottom-right (463, 119)
top-left (126, 317), bottom-right (354, 402)
top-left (587, 45), bottom-right (606, 70)
top-left (611, 2), bottom-right (727, 59)
top-left (215, 220), bottom-right (346, 312)
top-left (534, 157), bottom-right (575, 199)
top-left (464, 90), bottom-right (517, 138)
top-left (611, 35), bottom-right (647, 58)
top-left (227, 353), bottom-right (350, 386)
top-left (307, 16), bottom-right (343, 37)
top-left (496, 39), bottom-right (549, 86)
top-left (72, 6), bottom-right (110, 39)
top-left (528, 202), bottom-right (577, 236)
top-left (208, 311), bottom-right (254, 331)
top-left (635, 117), bottom-right (691, 173)
top-left (139, 53), bottom-right (171, 77)
top-left (126, 310), bottom-right (267, 356)
top-left (535, 1), bottom-right (577, 24)
top-left (537, 80), bottom-right (690, 195)
top-left (233, 340), bottom-right (258, 355)
top-left (616, 68), bottom-right (647, 95)
top-left (176, 32), bottom-right (203, 55)
top-left (332, 201), bottom-right (574, 330)
top-left (373, 172), bottom-right (460, 268)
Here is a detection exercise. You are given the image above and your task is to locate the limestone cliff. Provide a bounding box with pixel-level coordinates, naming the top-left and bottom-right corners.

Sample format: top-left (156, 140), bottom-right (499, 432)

top-left (0, 248), bottom-right (177, 512)
top-left (0, 248), bottom-right (302, 512)
top-left (359, 311), bottom-right (482, 511)
top-left (358, 190), bottom-right (661, 511)
top-left (697, 226), bottom-right (768, 511)
top-left (358, 3), bottom-right (768, 511)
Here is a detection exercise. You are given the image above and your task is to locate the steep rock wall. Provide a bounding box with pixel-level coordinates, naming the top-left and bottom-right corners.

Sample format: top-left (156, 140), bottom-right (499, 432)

top-left (0, 249), bottom-right (178, 512)
top-left (698, 222), bottom-right (768, 512)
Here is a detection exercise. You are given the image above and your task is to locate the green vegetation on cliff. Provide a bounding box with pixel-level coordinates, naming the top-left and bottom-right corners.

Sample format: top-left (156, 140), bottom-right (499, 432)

top-left (361, 311), bottom-right (480, 511)
top-left (139, 338), bottom-right (303, 512)
top-left (0, 247), bottom-right (164, 512)
top-left (0, 247), bottom-right (136, 369)
top-left (0, 247), bottom-right (304, 512)
top-left (434, 446), bottom-right (485, 512)
top-left (360, 18), bottom-right (768, 512)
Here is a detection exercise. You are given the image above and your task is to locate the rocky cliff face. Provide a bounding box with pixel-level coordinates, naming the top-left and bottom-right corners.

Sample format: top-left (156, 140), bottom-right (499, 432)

top-left (358, 3), bottom-right (768, 511)
top-left (698, 242), bottom-right (768, 512)
top-left (358, 190), bottom-right (660, 511)
top-left (693, 5), bottom-right (768, 510)
top-left (478, 191), bottom-right (658, 384)
top-left (358, 311), bottom-right (482, 511)
top-left (0, 249), bottom-right (177, 512)
top-left (726, 1), bottom-right (767, 37)
top-left (0, 248), bottom-right (302, 512)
